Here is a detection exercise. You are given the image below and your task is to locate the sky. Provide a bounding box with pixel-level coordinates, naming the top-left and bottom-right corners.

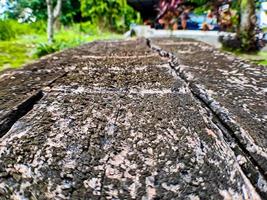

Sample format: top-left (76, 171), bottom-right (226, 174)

top-left (0, 0), bottom-right (8, 15)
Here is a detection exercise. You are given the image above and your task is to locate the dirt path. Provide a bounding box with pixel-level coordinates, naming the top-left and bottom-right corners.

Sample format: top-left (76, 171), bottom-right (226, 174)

top-left (0, 38), bottom-right (266, 199)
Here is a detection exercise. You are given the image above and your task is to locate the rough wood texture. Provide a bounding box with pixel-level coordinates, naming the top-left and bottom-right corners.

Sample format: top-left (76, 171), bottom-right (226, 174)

top-left (149, 37), bottom-right (267, 193)
top-left (0, 38), bottom-right (266, 199)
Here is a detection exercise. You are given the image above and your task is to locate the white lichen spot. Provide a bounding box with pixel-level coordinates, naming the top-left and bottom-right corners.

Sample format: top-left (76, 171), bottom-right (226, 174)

top-left (236, 155), bottom-right (247, 165)
top-left (147, 147), bottom-right (153, 155)
top-left (187, 194), bottom-right (200, 200)
top-left (13, 164), bottom-right (32, 179)
top-left (84, 178), bottom-right (101, 193)
top-left (161, 183), bottom-right (180, 193)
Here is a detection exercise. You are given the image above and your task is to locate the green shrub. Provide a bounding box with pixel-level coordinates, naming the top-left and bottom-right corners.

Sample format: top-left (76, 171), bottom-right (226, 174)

top-left (80, 0), bottom-right (141, 33)
top-left (12, 21), bottom-right (33, 35)
top-left (0, 41), bottom-right (30, 70)
top-left (0, 20), bottom-right (16, 40)
top-left (35, 42), bottom-right (60, 57)
top-left (0, 20), bottom-right (46, 41)
top-left (13, 0), bottom-right (80, 26)
top-left (30, 21), bottom-right (47, 34)
top-left (11, 20), bottom-right (46, 35)
top-left (34, 38), bottom-right (86, 58)
top-left (78, 22), bottom-right (100, 35)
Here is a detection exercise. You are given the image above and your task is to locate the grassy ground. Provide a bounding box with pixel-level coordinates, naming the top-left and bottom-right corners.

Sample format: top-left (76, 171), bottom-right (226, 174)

top-left (0, 41), bottom-right (30, 70)
top-left (237, 51), bottom-right (267, 66)
top-left (0, 26), bottom-right (122, 71)
top-left (1, 21), bottom-right (266, 71)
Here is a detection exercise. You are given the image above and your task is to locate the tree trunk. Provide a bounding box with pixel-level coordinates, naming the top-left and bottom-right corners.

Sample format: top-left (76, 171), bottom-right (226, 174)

top-left (237, 0), bottom-right (257, 51)
top-left (46, 0), bottom-right (62, 43)
top-left (46, 0), bottom-right (54, 43)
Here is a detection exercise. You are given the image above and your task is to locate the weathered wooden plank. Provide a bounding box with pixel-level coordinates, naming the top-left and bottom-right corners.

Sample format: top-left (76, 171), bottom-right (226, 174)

top-left (150, 38), bottom-right (267, 175)
top-left (0, 39), bottom-right (264, 199)
top-left (0, 38), bottom-right (159, 136)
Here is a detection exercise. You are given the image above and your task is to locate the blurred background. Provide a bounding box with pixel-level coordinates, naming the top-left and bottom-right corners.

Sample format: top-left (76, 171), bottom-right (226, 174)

top-left (0, 0), bottom-right (266, 71)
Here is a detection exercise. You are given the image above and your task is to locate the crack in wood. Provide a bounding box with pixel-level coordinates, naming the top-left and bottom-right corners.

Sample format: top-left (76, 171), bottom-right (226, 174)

top-left (0, 71), bottom-right (68, 138)
top-left (0, 90), bottom-right (44, 137)
top-left (147, 38), bottom-right (267, 197)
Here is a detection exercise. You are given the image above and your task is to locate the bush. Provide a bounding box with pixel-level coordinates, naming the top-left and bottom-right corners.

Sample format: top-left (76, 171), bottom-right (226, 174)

top-left (34, 38), bottom-right (86, 58)
top-left (34, 42), bottom-right (60, 57)
top-left (80, 0), bottom-right (141, 33)
top-left (0, 20), bottom-right (46, 41)
top-left (78, 22), bottom-right (100, 35)
top-left (11, 20), bottom-right (46, 35)
top-left (0, 20), bottom-right (16, 40)
top-left (29, 21), bottom-right (47, 34)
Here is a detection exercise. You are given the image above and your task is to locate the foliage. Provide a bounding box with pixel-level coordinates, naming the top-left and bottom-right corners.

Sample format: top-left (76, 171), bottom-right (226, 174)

top-left (80, 0), bottom-right (141, 32)
top-left (259, 60), bottom-right (267, 66)
top-left (34, 42), bottom-right (60, 57)
top-left (60, 0), bottom-right (81, 25)
top-left (78, 22), bottom-right (101, 35)
top-left (0, 41), bottom-right (29, 70)
top-left (0, 20), bottom-right (46, 41)
top-left (29, 20), bottom-right (47, 33)
top-left (233, 50), bottom-right (267, 66)
top-left (34, 37), bottom-right (86, 57)
top-left (34, 24), bottom-right (122, 57)
top-left (156, 0), bottom-right (212, 20)
top-left (9, 0), bottom-right (81, 25)
top-left (8, 0), bottom-right (47, 20)
top-left (7, 0), bottom-right (140, 31)
top-left (193, 6), bottom-right (208, 15)
top-left (12, 20), bottom-right (46, 35)
top-left (0, 22), bottom-right (122, 71)
top-left (3, 0), bottom-right (141, 33)
top-left (0, 20), bottom-right (16, 40)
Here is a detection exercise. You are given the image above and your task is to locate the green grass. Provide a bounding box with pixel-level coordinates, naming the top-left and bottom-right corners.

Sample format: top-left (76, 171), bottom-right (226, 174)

top-left (0, 23), bottom-right (122, 71)
top-left (0, 41), bottom-right (30, 70)
top-left (259, 60), bottom-right (267, 65)
top-left (237, 51), bottom-right (267, 66)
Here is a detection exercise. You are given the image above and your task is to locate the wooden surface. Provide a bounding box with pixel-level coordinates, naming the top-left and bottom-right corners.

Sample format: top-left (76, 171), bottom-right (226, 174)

top-left (0, 38), bottom-right (266, 199)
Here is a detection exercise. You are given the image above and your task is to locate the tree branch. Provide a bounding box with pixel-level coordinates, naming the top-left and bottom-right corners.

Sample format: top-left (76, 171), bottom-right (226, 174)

top-left (53, 0), bottom-right (62, 19)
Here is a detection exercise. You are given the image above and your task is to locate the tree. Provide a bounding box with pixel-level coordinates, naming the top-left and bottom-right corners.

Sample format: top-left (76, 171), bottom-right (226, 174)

top-left (80, 0), bottom-right (141, 32)
top-left (188, 0), bottom-right (258, 52)
top-left (237, 0), bottom-right (257, 51)
top-left (46, 0), bottom-right (62, 43)
top-left (12, 0), bottom-right (81, 24)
